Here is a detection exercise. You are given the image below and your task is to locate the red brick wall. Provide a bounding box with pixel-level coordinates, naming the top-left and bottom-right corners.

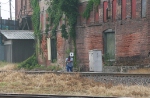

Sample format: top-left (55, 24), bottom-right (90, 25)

top-left (40, 0), bottom-right (150, 71)
top-left (57, 31), bottom-right (71, 67)
top-left (75, 0), bottom-right (150, 71)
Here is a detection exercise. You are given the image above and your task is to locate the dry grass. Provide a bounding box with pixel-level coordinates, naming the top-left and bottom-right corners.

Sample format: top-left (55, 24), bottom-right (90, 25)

top-left (0, 72), bottom-right (149, 98)
top-left (128, 68), bottom-right (150, 74)
top-left (0, 62), bottom-right (150, 97)
top-left (0, 62), bottom-right (17, 71)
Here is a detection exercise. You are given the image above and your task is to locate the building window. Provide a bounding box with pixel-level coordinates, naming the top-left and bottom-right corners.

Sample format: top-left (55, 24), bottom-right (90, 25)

top-left (118, 0), bottom-right (122, 5)
top-left (131, 0), bottom-right (136, 19)
top-left (103, 1), bottom-right (108, 22)
top-left (141, 0), bottom-right (147, 18)
top-left (112, 0), bottom-right (117, 21)
top-left (121, 0), bottom-right (126, 20)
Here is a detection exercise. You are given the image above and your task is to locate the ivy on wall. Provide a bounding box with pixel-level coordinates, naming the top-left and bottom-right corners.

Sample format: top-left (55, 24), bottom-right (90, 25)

top-left (29, 0), bottom-right (101, 68)
top-left (83, 0), bottom-right (101, 19)
top-left (30, 0), bottom-right (41, 57)
top-left (30, 0), bottom-right (40, 39)
top-left (46, 0), bottom-right (79, 67)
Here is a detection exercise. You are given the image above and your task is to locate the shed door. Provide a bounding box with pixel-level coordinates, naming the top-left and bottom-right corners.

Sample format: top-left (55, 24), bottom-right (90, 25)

top-left (104, 32), bottom-right (115, 60)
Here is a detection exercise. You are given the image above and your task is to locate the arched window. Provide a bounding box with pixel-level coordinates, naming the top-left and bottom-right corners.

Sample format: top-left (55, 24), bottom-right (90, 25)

top-left (103, 1), bottom-right (108, 22)
top-left (121, 0), bottom-right (126, 20)
top-left (112, 0), bottom-right (117, 21)
top-left (131, 0), bottom-right (136, 19)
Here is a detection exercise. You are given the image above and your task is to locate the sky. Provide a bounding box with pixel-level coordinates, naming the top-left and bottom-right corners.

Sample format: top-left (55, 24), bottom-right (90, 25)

top-left (0, 0), bottom-right (15, 20)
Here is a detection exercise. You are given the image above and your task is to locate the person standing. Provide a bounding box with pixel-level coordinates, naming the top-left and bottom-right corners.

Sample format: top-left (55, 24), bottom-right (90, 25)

top-left (65, 56), bottom-right (73, 72)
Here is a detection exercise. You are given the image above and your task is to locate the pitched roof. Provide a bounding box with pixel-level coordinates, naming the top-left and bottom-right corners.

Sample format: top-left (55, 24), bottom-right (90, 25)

top-left (0, 30), bottom-right (35, 39)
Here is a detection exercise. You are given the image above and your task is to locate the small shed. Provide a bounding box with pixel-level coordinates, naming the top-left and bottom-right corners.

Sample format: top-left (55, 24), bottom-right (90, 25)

top-left (0, 30), bottom-right (35, 63)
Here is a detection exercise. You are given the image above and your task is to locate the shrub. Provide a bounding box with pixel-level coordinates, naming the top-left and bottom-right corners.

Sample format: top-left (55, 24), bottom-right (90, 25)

top-left (17, 54), bottom-right (40, 70)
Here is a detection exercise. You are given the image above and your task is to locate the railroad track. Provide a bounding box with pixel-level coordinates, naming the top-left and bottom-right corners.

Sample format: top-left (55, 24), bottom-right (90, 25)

top-left (1, 71), bottom-right (150, 85)
top-left (17, 71), bottom-right (150, 86)
top-left (0, 94), bottom-right (131, 98)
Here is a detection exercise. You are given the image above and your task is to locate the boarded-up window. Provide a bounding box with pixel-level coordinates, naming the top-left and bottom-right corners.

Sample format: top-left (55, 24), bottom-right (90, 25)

top-left (112, 0), bottom-right (117, 21)
top-left (121, 0), bottom-right (126, 20)
top-left (103, 1), bottom-right (108, 22)
top-left (142, 0), bottom-right (147, 18)
top-left (131, 0), bottom-right (136, 19)
top-left (104, 31), bottom-right (115, 60)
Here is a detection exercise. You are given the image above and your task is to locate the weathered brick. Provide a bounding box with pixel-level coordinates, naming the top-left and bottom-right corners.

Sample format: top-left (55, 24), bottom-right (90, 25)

top-left (15, 0), bottom-right (150, 71)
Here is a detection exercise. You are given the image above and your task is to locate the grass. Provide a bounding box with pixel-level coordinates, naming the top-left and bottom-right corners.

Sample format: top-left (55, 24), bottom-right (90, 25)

top-left (128, 68), bottom-right (150, 74)
top-left (0, 72), bottom-right (149, 98)
top-left (0, 61), bottom-right (62, 71)
top-left (0, 61), bottom-right (17, 71)
top-left (0, 61), bottom-right (9, 67)
top-left (0, 62), bottom-right (150, 97)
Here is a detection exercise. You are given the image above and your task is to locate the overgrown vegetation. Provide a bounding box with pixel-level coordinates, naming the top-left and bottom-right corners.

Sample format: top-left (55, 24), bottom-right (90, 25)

top-left (83, 0), bottom-right (101, 19)
top-left (22, 0), bottom-right (101, 70)
top-left (16, 0), bottom-right (41, 70)
top-left (17, 54), bottom-right (61, 71)
top-left (46, 0), bottom-right (79, 67)
top-left (30, 0), bottom-right (40, 40)
top-left (30, 0), bottom-right (41, 56)
top-left (17, 54), bottom-right (40, 70)
top-left (18, 0), bottom-right (41, 70)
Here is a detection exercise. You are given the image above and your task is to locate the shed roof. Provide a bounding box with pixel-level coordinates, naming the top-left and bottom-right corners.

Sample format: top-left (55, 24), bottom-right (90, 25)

top-left (0, 30), bottom-right (34, 39)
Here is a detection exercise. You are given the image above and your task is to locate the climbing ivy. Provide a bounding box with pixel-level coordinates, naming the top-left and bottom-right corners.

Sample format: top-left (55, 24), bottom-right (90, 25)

top-left (30, 0), bottom-right (41, 60)
top-left (46, 0), bottom-right (79, 67)
top-left (30, 0), bottom-right (100, 68)
top-left (83, 0), bottom-right (101, 19)
top-left (19, 0), bottom-right (40, 69)
top-left (30, 0), bottom-right (40, 39)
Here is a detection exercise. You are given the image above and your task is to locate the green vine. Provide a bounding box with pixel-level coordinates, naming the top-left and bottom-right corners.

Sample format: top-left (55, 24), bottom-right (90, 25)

top-left (46, 0), bottom-right (79, 67)
top-left (61, 24), bottom-right (68, 39)
top-left (30, 0), bottom-right (40, 39)
top-left (83, 0), bottom-right (100, 19)
top-left (30, 0), bottom-right (41, 56)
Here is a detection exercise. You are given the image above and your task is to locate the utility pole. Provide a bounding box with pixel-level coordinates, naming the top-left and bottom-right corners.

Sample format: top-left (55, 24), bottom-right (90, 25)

top-left (9, 0), bottom-right (12, 20)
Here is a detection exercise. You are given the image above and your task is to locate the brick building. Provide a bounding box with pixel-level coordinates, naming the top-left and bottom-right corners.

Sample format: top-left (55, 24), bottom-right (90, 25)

top-left (52, 0), bottom-right (150, 71)
top-left (15, 0), bottom-right (33, 30)
top-left (27, 0), bottom-right (150, 71)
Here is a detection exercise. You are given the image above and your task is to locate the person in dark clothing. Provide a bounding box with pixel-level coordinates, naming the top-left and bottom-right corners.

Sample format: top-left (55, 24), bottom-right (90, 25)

top-left (65, 56), bottom-right (73, 72)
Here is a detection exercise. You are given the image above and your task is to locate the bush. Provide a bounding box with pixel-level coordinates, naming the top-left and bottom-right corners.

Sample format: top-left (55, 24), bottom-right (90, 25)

top-left (17, 54), bottom-right (40, 70)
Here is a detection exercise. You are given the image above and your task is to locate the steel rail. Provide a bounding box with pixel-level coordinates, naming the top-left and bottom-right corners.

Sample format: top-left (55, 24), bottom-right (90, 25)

top-left (0, 93), bottom-right (131, 98)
